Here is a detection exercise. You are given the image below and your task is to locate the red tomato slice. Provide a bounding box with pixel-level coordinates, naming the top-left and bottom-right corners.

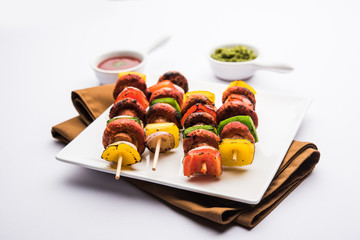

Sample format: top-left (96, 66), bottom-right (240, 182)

top-left (180, 103), bottom-right (217, 126)
top-left (183, 146), bottom-right (222, 177)
top-left (115, 87), bottom-right (149, 109)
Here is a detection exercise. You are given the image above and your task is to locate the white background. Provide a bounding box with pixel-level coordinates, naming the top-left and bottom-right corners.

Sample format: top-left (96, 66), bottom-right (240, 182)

top-left (1, 0), bottom-right (359, 239)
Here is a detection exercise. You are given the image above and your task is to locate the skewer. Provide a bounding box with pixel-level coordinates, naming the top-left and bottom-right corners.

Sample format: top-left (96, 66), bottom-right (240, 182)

top-left (232, 150), bottom-right (237, 162)
top-left (152, 138), bottom-right (162, 171)
top-left (115, 155), bottom-right (123, 180)
top-left (201, 162), bottom-right (207, 174)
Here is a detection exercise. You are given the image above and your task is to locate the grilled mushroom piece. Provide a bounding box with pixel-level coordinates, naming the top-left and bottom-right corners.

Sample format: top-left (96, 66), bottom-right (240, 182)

top-left (183, 129), bottom-right (220, 153)
top-left (220, 121), bottom-right (255, 143)
top-left (224, 94), bottom-right (255, 111)
top-left (183, 112), bottom-right (217, 129)
top-left (149, 87), bottom-right (184, 108)
top-left (158, 71), bottom-right (189, 93)
top-left (109, 98), bottom-right (146, 122)
top-left (113, 73), bottom-right (147, 99)
top-left (217, 101), bottom-right (258, 128)
top-left (146, 103), bottom-right (182, 128)
top-left (145, 131), bottom-right (175, 153)
top-left (222, 86), bottom-right (256, 107)
top-left (102, 118), bottom-right (146, 154)
top-left (147, 80), bottom-right (184, 99)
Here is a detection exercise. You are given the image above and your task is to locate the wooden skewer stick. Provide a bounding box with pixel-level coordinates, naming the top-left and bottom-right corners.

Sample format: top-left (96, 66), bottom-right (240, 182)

top-left (232, 150), bottom-right (237, 162)
top-left (115, 155), bottom-right (123, 180)
top-left (152, 138), bottom-right (162, 171)
top-left (201, 162), bottom-right (207, 174)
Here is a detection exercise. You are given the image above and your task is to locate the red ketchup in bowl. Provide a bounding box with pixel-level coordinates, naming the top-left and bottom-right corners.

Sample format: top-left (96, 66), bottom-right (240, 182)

top-left (97, 56), bottom-right (141, 70)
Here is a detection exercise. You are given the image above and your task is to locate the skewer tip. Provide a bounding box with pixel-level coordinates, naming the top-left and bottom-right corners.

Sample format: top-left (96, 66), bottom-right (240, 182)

top-left (232, 150), bottom-right (237, 162)
top-left (152, 138), bottom-right (162, 171)
top-left (201, 162), bottom-right (207, 174)
top-left (115, 155), bottom-right (123, 180)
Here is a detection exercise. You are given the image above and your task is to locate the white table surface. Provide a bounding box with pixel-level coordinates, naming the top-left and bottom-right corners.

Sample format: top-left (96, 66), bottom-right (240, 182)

top-left (1, 0), bottom-right (359, 239)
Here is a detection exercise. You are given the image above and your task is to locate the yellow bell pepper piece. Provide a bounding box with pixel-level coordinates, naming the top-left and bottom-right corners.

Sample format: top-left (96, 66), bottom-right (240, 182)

top-left (219, 138), bottom-right (255, 167)
top-left (145, 122), bottom-right (180, 148)
top-left (101, 141), bottom-right (141, 166)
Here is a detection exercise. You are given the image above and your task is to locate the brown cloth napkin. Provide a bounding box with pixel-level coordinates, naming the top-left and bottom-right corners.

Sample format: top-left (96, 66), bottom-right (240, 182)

top-left (51, 84), bottom-right (320, 228)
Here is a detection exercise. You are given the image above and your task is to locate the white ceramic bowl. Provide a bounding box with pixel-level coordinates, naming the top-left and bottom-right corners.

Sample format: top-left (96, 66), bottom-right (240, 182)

top-left (91, 34), bottom-right (172, 85)
top-left (209, 43), bottom-right (293, 81)
top-left (91, 50), bottom-right (146, 85)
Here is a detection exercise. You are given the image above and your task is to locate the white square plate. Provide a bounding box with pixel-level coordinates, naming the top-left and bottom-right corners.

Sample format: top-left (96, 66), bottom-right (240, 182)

top-left (56, 81), bottom-right (311, 204)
